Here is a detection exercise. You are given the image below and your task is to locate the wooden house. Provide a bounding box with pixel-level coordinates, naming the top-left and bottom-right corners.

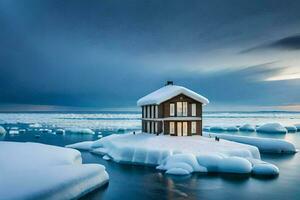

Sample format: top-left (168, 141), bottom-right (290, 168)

top-left (137, 81), bottom-right (209, 136)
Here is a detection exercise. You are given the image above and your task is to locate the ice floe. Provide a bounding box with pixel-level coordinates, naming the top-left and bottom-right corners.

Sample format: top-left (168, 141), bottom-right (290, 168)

top-left (257, 123), bottom-right (287, 134)
top-left (0, 141), bottom-right (109, 199)
top-left (67, 133), bottom-right (280, 176)
top-left (295, 124), bottom-right (300, 131)
top-left (66, 127), bottom-right (95, 134)
top-left (9, 127), bottom-right (19, 135)
top-left (203, 132), bottom-right (296, 153)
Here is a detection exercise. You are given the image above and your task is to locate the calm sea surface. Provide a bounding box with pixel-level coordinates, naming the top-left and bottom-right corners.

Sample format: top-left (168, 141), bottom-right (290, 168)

top-left (1, 111), bottom-right (300, 200)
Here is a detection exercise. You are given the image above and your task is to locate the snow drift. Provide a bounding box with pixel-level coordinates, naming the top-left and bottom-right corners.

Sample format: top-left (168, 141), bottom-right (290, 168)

top-left (239, 124), bottom-right (256, 132)
top-left (203, 132), bottom-right (296, 153)
top-left (0, 142), bottom-right (109, 199)
top-left (67, 133), bottom-right (279, 176)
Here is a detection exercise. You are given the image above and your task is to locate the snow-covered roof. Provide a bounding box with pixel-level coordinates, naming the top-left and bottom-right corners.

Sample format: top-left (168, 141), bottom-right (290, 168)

top-left (137, 85), bottom-right (209, 106)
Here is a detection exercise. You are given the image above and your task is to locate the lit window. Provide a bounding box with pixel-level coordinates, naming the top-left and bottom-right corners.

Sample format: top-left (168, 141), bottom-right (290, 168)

top-left (191, 122), bottom-right (197, 134)
top-left (177, 102), bottom-right (183, 116)
top-left (170, 122), bottom-right (175, 134)
top-left (151, 105), bottom-right (154, 118)
top-left (147, 106), bottom-right (150, 118)
top-left (192, 104), bottom-right (196, 116)
top-left (183, 102), bottom-right (188, 116)
top-left (170, 103), bottom-right (175, 116)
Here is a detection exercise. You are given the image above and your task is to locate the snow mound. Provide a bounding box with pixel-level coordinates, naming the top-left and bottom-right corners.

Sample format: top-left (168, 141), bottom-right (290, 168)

top-left (226, 126), bottom-right (239, 132)
top-left (0, 141), bottom-right (109, 199)
top-left (285, 126), bottom-right (297, 133)
top-left (203, 126), bottom-right (210, 131)
top-left (240, 124), bottom-right (256, 132)
top-left (203, 132), bottom-right (296, 153)
top-left (66, 141), bottom-right (94, 151)
top-left (257, 123), bottom-right (287, 134)
top-left (67, 133), bottom-right (280, 176)
top-left (210, 126), bottom-right (226, 132)
top-left (66, 127), bottom-right (95, 134)
top-left (0, 126), bottom-right (6, 134)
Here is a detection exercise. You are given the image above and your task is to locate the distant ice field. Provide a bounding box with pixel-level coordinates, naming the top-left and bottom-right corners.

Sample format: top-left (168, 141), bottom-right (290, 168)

top-left (0, 111), bottom-right (300, 131)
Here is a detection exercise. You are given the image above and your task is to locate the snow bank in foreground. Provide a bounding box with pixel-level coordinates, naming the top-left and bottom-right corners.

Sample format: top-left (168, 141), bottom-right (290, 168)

top-left (257, 123), bottom-right (287, 134)
top-left (67, 133), bottom-right (279, 176)
top-left (66, 127), bottom-right (95, 134)
top-left (239, 124), bottom-right (256, 132)
top-left (0, 142), bottom-right (109, 199)
top-left (0, 126), bottom-right (6, 134)
top-left (203, 132), bottom-right (296, 153)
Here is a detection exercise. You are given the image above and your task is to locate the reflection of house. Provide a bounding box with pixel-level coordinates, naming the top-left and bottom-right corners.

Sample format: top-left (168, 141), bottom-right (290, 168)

top-left (137, 81), bottom-right (209, 136)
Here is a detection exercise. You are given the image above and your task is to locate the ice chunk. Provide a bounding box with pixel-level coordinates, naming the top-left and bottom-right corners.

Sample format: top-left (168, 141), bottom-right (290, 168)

top-left (210, 126), bottom-right (226, 132)
top-left (0, 142), bottom-right (109, 199)
top-left (295, 124), bottom-right (300, 131)
top-left (257, 123), bottom-right (287, 134)
top-left (55, 128), bottom-right (65, 135)
top-left (285, 126), bottom-right (297, 133)
top-left (9, 127), bottom-right (19, 135)
top-left (166, 168), bottom-right (190, 175)
top-left (29, 123), bottom-right (42, 128)
top-left (66, 127), bottom-right (95, 134)
top-left (226, 126), bottom-right (239, 132)
top-left (203, 132), bottom-right (296, 153)
top-left (218, 157), bottom-right (252, 174)
top-left (240, 124), bottom-right (256, 132)
top-left (0, 126), bottom-right (6, 134)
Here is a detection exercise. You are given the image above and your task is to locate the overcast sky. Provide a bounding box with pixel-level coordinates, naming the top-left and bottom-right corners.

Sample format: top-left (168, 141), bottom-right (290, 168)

top-left (0, 0), bottom-right (300, 111)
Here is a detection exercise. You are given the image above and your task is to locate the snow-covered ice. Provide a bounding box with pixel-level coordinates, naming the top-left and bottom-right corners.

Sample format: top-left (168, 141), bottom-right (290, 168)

top-left (9, 127), bottom-right (19, 135)
top-left (257, 123), bottom-right (287, 134)
top-left (203, 132), bottom-right (296, 153)
top-left (67, 133), bottom-right (280, 176)
top-left (239, 124), bottom-right (256, 132)
top-left (66, 127), bottom-right (95, 134)
top-left (0, 141), bottom-right (109, 200)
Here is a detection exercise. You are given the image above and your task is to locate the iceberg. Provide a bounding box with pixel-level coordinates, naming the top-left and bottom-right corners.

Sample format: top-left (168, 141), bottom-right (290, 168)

top-left (9, 127), bottom-right (19, 135)
top-left (67, 133), bottom-right (279, 176)
top-left (203, 132), bottom-right (296, 153)
top-left (256, 123), bottom-right (287, 134)
top-left (239, 124), bottom-right (256, 132)
top-left (66, 127), bottom-right (95, 134)
top-left (0, 141), bottom-right (109, 199)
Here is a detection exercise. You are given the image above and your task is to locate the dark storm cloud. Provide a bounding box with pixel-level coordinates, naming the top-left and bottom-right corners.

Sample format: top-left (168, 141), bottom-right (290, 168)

top-left (0, 0), bottom-right (300, 110)
top-left (241, 34), bottom-right (300, 53)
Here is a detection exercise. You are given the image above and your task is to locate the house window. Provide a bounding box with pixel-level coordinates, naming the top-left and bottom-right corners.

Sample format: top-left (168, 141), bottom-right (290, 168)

top-left (147, 121), bottom-right (150, 133)
top-left (155, 105), bottom-right (158, 118)
top-left (169, 122), bottom-right (175, 134)
top-left (191, 121), bottom-right (197, 134)
top-left (177, 122), bottom-right (182, 136)
top-left (143, 106), bottom-right (146, 118)
top-left (183, 122), bottom-right (188, 136)
top-left (170, 103), bottom-right (175, 116)
top-left (192, 104), bottom-right (197, 116)
top-left (147, 106), bottom-right (150, 118)
top-left (155, 122), bottom-right (158, 133)
top-left (151, 121), bottom-right (154, 133)
top-left (177, 102), bottom-right (183, 116)
top-left (151, 105), bottom-right (154, 118)
top-left (183, 102), bottom-right (188, 116)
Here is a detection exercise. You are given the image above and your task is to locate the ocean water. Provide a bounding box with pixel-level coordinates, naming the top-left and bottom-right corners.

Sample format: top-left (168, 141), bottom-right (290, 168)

top-left (1, 111), bottom-right (300, 200)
